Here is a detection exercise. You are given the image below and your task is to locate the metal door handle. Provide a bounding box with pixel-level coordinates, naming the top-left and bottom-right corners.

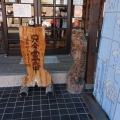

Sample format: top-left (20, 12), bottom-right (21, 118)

top-left (35, 16), bottom-right (37, 24)
top-left (39, 16), bottom-right (41, 25)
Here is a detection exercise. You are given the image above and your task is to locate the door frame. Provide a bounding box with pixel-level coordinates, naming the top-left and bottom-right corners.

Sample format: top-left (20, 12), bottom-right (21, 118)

top-left (38, 0), bottom-right (72, 55)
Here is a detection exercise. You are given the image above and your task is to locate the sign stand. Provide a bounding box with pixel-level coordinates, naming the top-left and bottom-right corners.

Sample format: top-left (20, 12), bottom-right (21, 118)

top-left (19, 26), bottom-right (54, 97)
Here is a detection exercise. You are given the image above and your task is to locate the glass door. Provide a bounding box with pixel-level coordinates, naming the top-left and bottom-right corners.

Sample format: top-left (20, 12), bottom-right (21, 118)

top-left (38, 0), bottom-right (72, 54)
top-left (2, 0), bottom-right (72, 55)
top-left (2, 0), bottom-right (37, 55)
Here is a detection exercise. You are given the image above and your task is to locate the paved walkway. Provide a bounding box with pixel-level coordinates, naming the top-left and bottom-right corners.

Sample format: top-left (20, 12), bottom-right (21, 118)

top-left (0, 84), bottom-right (93, 120)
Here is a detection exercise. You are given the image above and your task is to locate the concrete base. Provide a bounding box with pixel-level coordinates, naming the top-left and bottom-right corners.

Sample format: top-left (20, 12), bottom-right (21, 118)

top-left (0, 72), bottom-right (67, 87)
top-left (0, 72), bottom-right (94, 89)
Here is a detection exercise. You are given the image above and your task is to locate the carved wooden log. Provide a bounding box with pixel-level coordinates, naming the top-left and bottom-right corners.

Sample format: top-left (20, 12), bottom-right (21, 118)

top-left (66, 29), bottom-right (87, 94)
top-left (19, 26), bottom-right (52, 96)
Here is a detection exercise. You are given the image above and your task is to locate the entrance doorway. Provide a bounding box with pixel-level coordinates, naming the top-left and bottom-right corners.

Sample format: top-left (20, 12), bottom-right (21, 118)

top-left (2, 0), bottom-right (72, 55)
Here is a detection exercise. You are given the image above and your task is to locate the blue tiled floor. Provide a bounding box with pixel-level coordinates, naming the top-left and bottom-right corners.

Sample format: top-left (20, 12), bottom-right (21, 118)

top-left (0, 84), bottom-right (93, 120)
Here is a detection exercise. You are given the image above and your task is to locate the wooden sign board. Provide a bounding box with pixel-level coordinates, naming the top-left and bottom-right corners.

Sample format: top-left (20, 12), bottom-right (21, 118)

top-left (19, 26), bottom-right (51, 87)
top-left (13, 4), bottom-right (31, 17)
top-left (74, 6), bottom-right (82, 17)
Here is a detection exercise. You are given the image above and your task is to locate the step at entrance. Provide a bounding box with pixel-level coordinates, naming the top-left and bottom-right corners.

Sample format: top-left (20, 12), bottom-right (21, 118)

top-left (0, 55), bottom-right (73, 87)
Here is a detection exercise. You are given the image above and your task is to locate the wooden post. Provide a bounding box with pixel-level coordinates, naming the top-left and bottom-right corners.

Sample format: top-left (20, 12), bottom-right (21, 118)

top-left (66, 29), bottom-right (87, 94)
top-left (19, 26), bottom-right (52, 96)
top-left (85, 0), bottom-right (103, 84)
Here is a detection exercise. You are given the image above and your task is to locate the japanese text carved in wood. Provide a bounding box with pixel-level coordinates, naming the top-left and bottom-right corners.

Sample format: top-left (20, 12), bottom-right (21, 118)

top-left (19, 26), bottom-right (51, 87)
top-left (66, 29), bottom-right (87, 94)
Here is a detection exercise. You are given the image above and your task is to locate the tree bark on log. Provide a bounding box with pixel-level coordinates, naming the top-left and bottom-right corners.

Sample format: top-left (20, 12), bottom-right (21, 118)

top-left (19, 26), bottom-right (52, 88)
top-left (66, 29), bottom-right (87, 94)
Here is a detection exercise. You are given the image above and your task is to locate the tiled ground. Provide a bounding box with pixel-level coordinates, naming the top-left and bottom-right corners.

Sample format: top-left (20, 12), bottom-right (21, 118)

top-left (0, 84), bottom-right (93, 120)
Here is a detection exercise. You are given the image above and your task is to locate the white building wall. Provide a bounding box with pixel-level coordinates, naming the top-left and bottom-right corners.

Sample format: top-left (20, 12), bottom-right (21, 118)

top-left (93, 0), bottom-right (120, 120)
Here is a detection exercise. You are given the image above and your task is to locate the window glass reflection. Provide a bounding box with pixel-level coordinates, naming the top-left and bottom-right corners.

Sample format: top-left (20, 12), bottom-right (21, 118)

top-left (55, 7), bottom-right (60, 17)
top-left (7, 18), bottom-right (20, 27)
top-left (6, 5), bottom-right (13, 15)
top-left (56, 29), bottom-right (67, 39)
top-left (41, 0), bottom-right (53, 4)
top-left (9, 40), bottom-right (20, 50)
top-left (54, 18), bottom-right (67, 39)
top-left (50, 19), bottom-right (59, 28)
top-left (56, 41), bottom-right (66, 49)
top-left (56, 18), bottom-right (67, 28)
top-left (42, 19), bottom-right (51, 28)
top-left (8, 30), bottom-right (19, 39)
top-left (46, 41), bottom-right (53, 49)
top-left (56, 0), bottom-right (67, 5)
top-left (8, 29), bottom-right (19, 34)
top-left (42, 19), bottom-right (61, 29)
top-left (55, 7), bottom-right (67, 17)
top-left (31, 6), bottom-right (34, 16)
top-left (45, 30), bottom-right (52, 39)
top-left (41, 7), bottom-right (53, 16)
top-left (72, 18), bottom-right (83, 27)
top-left (22, 18), bottom-right (35, 26)
top-left (57, 19), bottom-right (66, 27)
top-left (5, 0), bottom-right (18, 3)
top-left (62, 19), bottom-right (67, 28)
top-left (6, 5), bottom-right (34, 16)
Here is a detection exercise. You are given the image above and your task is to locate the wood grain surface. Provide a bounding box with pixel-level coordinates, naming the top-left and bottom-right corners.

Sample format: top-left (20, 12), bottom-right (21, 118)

top-left (19, 26), bottom-right (51, 87)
